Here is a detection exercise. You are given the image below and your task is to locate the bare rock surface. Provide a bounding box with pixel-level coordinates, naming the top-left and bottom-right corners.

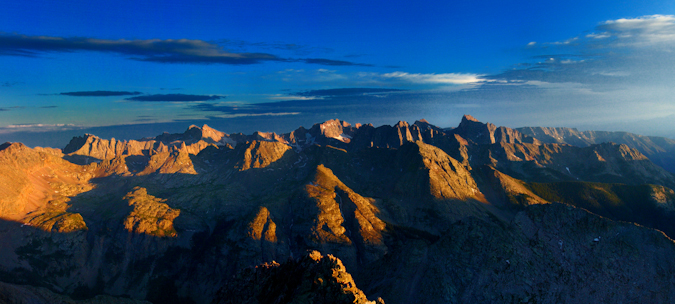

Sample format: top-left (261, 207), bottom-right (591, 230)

top-left (2, 116), bottom-right (675, 304)
top-left (212, 250), bottom-right (384, 304)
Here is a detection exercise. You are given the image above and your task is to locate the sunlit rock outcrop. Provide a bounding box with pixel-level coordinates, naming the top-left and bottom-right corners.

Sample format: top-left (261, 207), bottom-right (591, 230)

top-left (123, 187), bottom-right (180, 237)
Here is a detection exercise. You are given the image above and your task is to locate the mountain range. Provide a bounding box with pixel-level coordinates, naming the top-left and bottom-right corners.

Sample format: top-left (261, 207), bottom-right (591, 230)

top-left (1, 115), bottom-right (675, 303)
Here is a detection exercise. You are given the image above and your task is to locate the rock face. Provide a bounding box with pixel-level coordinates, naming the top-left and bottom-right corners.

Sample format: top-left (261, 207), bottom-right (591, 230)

top-left (0, 142), bottom-right (94, 225)
top-left (396, 141), bottom-right (482, 201)
top-left (3, 115), bottom-right (675, 304)
top-left (63, 134), bottom-right (156, 160)
top-left (62, 125), bottom-right (228, 162)
top-left (365, 203), bottom-right (675, 304)
top-left (448, 114), bottom-right (539, 145)
top-left (518, 126), bottom-right (675, 173)
top-left (480, 141), bottom-right (675, 188)
top-left (212, 250), bottom-right (384, 304)
top-left (123, 187), bottom-right (180, 237)
top-left (236, 140), bottom-right (292, 171)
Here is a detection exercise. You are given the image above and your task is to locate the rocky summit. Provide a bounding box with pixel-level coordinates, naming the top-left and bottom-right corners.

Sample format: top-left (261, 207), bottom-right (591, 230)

top-left (1, 116), bottom-right (675, 303)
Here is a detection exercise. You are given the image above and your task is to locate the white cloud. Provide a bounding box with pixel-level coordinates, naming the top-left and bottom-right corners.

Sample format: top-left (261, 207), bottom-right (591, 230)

top-left (272, 69), bottom-right (486, 87)
top-left (592, 71), bottom-right (630, 77)
top-left (598, 15), bottom-right (675, 46)
top-left (0, 123), bottom-right (83, 134)
top-left (267, 94), bottom-right (318, 100)
top-left (551, 37), bottom-right (579, 45)
top-left (208, 112), bottom-right (300, 118)
top-left (560, 59), bottom-right (585, 64)
top-left (379, 71), bottom-right (485, 84)
top-left (6, 123), bottom-right (79, 128)
top-left (544, 15), bottom-right (675, 49)
top-left (603, 14), bottom-right (675, 31)
top-left (586, 32), bottom-right (611, 39)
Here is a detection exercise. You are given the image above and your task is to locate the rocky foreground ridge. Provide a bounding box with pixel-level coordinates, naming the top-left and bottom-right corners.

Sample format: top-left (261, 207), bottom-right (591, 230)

top-left (1, 115), bottom-right (675, 303)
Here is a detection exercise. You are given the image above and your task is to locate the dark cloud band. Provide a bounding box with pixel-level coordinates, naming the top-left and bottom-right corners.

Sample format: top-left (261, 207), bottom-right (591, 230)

top-left (60, 91), bottom-right (142, 97)
top-left (1, 81), bottom-right (21, 87)
top-left (0, 34), bottom-right (373, 67)
top-left (302, 58), bottom-right (373, 67)
top-left (296, 88), bottom-right (406, 97)
top-left (0, 34), bottom-right (282, 65)
top-left (189, 88), bottom-right (409, 116)
top-left (126, 94), bottom-right (223, 102)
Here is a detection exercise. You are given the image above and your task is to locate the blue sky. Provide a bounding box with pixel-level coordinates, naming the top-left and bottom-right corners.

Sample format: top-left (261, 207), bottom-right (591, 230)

top-left (2, 1), bottom-right (675, 146)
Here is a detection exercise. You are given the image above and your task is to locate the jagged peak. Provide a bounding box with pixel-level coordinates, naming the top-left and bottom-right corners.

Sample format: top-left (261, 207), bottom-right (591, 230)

top-left (0, 142), bottom-right (14, 151)
top-left (201, 124), bottom-right (218, 132)
top-left (413, 119), bottom-right (442, 131)
top-left (253, 131), bottom-right (281, 142)
top-left (237, 140), bottom-right (292, 171)
top-left (309, 119), bottom-right (352, 140)
top-left (199, 124), bottom-right (226, 142)
top-left (316, 118), bottom-right (346, 128)
top-left (63, 134), bottom-right (99, 154)
top-left (395, 120), bottom-right (409, 128)
top-left (462, 114), bottom-right (480, 123)
top-left (0, 142), bottom-right (26, 153)
top-left (213, 250), bottom-right (384, 304)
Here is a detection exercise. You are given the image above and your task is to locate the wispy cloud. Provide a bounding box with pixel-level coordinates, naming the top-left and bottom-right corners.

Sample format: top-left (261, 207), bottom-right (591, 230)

top-left (595, 14), bottom-right (675, 46)
top-left (0, 33), bottom-right (374, 67)
top-left (551, 37), bottom-right (579, 45)
top-left (488, 15), bottom-right (675, 87)
top-left (0, 105), bottom-right (56, 111)
top-left (0, 34), bottom-right (283, 64)
top-left (0, 123), bottom-right (83, 134)
top-left (219, 39), bottom-right (333, 56)
top-left (301, 58), bottom-right (373, 67)
top-left (125, 94), bottom-right (223, 102)
top-left (294, 88), bottom-right (406, 97)
top-left (540, 14), bottom-right (675, 49)
top-left (1, 81), bottom-right (21, 87)
top-left (6, 123), bottom-right (78, 128)
top-left (275, 69), bottom-right (486, 87)
top-left (266, 95), bottom-right (318, 101)
top-left (457, 14), bottom-right (675, 133)
top-left (379, 72), bottom-right (485, 84)
top-left (60, 90), bottom-right (142, 97)
top-left (203, 112), bottom-right (301, 119)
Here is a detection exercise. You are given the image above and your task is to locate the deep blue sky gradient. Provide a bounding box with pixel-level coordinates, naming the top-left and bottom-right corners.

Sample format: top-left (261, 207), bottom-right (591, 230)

top-left (2, 1), bottom-right (675, 147)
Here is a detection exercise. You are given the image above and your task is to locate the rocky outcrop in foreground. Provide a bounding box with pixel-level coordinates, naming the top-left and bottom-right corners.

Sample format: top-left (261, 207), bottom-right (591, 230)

top-left (212, 250), bottom-right (384, 304)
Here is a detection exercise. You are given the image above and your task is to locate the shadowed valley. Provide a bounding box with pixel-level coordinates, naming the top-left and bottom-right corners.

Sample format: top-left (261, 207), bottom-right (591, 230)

top-left (1, 116), bottom-right (675, 303)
